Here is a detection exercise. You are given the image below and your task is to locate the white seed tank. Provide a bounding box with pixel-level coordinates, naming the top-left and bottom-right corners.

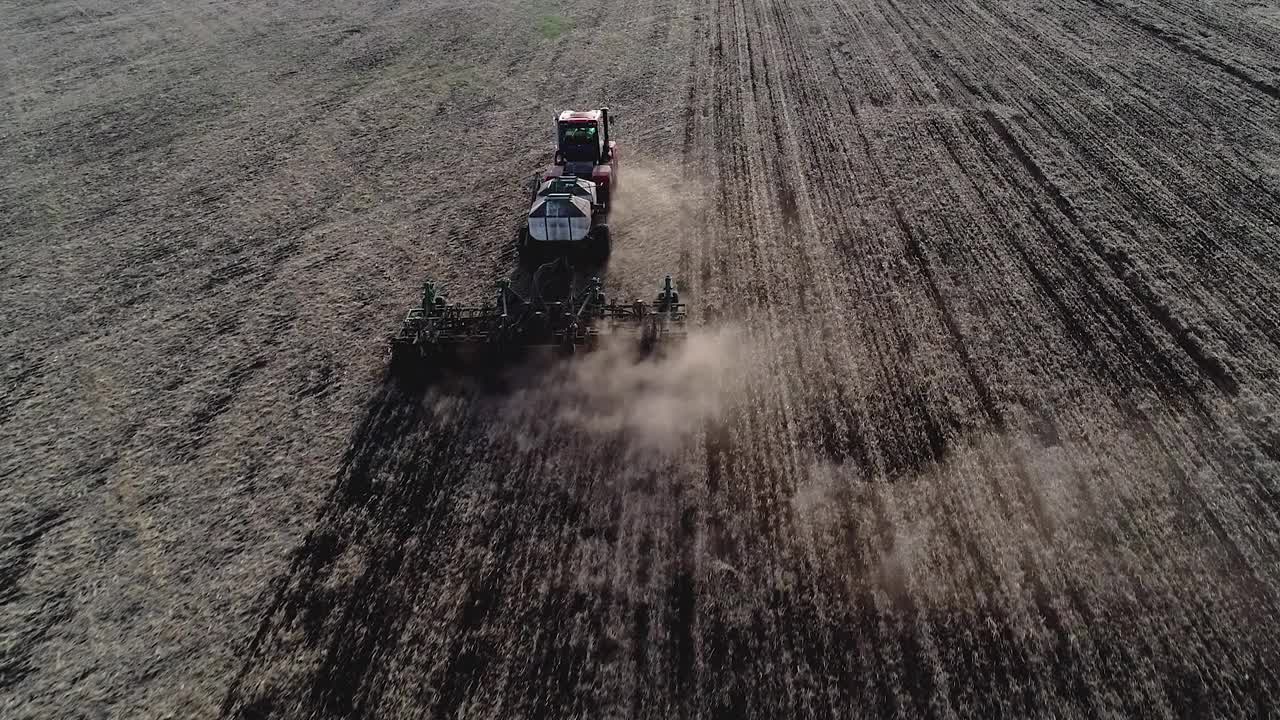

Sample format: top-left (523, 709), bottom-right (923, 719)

top-left (527, 176), bottom-right (597, 243)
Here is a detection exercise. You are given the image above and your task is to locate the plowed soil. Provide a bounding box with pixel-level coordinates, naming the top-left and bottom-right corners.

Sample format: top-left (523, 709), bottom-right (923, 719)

top-left (5, 0), bottom-right (1280, 717)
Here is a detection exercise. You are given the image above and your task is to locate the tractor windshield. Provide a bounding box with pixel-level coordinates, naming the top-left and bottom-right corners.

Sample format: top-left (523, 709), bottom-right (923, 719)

top-left (558, 122), bottom-right (599, 162)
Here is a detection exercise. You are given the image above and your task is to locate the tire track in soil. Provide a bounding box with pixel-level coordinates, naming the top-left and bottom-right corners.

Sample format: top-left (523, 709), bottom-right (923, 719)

top-left (907, 0), bottom-right (1240, 400)
top-left (1082, 0), bottom-right (1280, 101)
top-left (681, 0), bottom-right (1280, 714)
top-left (849, 0), bottom-right (1280, 707)
top-left (802, 6), bottom-right (1082, 712)
top-left (954, 0), bottom-right (1280, 387)
top-left (681, 0), bottom-right (993, 713)
top-left (905, 0), bottom-right (1280, 499)
top-left (10, 0), bottom-right (1280, 716)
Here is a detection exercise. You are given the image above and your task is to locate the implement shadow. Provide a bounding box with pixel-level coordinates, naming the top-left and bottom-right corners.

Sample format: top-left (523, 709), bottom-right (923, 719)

top-left (219, 363), bottom-right (481, 719)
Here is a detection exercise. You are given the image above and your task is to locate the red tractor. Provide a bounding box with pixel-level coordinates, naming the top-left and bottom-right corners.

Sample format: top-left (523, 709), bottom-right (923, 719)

top-left (543, 107), bottom-right (619, 209)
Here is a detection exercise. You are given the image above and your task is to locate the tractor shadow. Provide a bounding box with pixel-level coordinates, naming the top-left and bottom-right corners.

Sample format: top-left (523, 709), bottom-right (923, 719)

top-left (223, 359), bottom-right (515, 718)
top-left (222, 344), bottom-right (639, 718)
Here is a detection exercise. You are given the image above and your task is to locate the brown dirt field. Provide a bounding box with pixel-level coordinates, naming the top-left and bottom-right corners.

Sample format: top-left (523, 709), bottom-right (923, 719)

top-left (4, 0), bottom-right (1280, 717)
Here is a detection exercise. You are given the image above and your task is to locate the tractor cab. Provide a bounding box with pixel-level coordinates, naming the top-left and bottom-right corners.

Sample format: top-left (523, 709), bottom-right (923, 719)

top-left (557, 119), bottom-right (604, 163)
top-left (549, 108), bottom-right (619, 206)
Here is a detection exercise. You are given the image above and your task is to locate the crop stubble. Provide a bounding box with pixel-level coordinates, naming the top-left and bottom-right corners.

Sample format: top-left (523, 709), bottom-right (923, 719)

top-left (3, 0), bottom-right (1280, 717)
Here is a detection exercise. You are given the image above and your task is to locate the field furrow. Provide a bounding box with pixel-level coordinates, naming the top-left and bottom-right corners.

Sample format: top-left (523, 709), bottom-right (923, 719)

top-left (5, 0), bottom-right (1280, 716)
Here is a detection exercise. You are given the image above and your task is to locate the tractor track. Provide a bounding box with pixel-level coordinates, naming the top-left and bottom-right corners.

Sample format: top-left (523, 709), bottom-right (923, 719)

top-left (5, 0), bottom-right (1280, 717)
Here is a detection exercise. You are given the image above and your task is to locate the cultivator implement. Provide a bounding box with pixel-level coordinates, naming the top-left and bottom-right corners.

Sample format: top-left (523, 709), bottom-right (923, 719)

top-left (390, 265), bottom-right (687, 369)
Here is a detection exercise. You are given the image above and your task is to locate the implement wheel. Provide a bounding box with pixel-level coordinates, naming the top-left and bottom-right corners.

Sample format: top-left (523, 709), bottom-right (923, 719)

top-left (517, 228), bottom-right (541, 264)
top-left (586, 224), bottom-right (611, 264)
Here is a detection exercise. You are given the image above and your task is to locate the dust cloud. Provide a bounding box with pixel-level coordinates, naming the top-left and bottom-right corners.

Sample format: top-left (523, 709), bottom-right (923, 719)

top-left (789, 432), bottom-right (1097, 603)
top-left (611, 162), bottom-right (707, 238)
top-left (553, 326), bottom-right (753, 455)
top-left (605, 161), bottom-right (708, 299)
